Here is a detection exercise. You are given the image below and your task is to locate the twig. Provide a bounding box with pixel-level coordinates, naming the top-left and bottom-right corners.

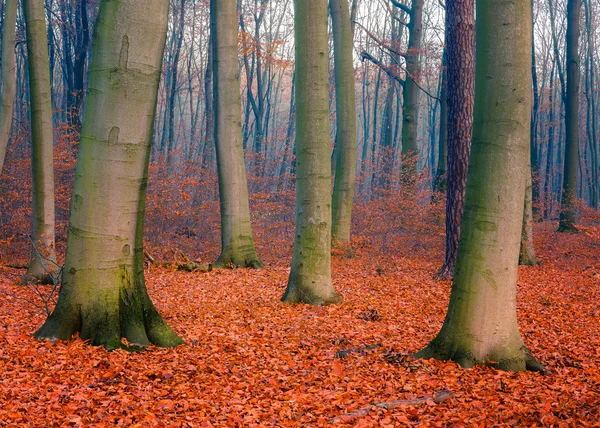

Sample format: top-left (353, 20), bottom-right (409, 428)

top-left (329, 390), bottom-right (453, 424)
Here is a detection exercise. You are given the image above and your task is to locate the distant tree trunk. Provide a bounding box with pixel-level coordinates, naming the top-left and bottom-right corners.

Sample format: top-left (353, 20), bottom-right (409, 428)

top-left (544, 64), bottom-right (556, 219)
top-left (201, 33), bottom-right (214, 167)
top-left (330, 0), bottom-right (357, 245)
top-left (558, 0), bottom-right (581, 232)
top-left (391, 0), bottom-right (424, 180)
top-left (435, 0), bottom-right (475, 280)
top-left (281, 0), bottom-right (341, 305)
top-left (23, 0), bottom-right (58, 284)
top-left (35, 0), bottom-right (183, 349)
top-left (530, 2), bottom-right (540, 214)
top-left (72, 0), bottom-right (89, 131)
top-left (0, 0), bottom-right (18, 174)
top-left (432, 50), bottom-right (447, 196)
top-left (416, 0), bottom-right (544, 372)
top-left (520, 160), bottom-right (538, 266)
top-left (583, 0), bottom-right (598, 209)
top-left (278, 71), bottom-right (295, 191)
top-left (211, 0), bottom-right (261, 269)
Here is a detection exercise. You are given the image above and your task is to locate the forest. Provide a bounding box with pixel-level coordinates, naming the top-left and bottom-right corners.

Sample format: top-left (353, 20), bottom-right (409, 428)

top-left (0, 0), bottom-right (599, 425)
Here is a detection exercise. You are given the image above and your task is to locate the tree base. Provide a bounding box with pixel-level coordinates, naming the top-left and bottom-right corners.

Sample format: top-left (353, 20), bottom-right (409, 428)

top-left (281, 282), bottom-right (342, 306)
top-left (433, 264), bottom-right (454, 280)
top-left (519, 254), bottom-right (539, 266)
top-left (214, 252), bottom-right (262, 269)
top-left (34, 272), bottom-right (184, 349)
top-left (557, 222), bottom-right (579, 233)
top-left (415, 339), bottom-right (545, 372)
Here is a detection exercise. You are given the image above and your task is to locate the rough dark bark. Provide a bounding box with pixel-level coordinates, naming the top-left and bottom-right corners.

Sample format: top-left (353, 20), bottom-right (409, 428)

top-left (435, 0), bottom-right (475, 280)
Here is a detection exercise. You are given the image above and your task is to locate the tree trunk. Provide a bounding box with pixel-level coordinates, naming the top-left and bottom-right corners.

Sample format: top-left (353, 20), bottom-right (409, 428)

top-left (0, 0), bottom-right (18, 175)
top-left (330, 0), bottom-right (357, 245)
top-left (397, 0), bottom-right (424, 180)
top-left (281, 0), bottom-right (341, 305)
top-left (23, 0), bottom-right (58, 284)
top-left (416, 0), bottom-right (544, 372)
top-left (432, 50), bottom-right (447, 196)
top-left (558, 0), bottom-right (580, 232)
top-left (211, 0), bottom-right (261, 269)
top-left (435, 0), bottom-right (475, 280)
top-left (520, 160), bottom-right (538, 266)
top-left (35, 0), bottom-right (183, 349)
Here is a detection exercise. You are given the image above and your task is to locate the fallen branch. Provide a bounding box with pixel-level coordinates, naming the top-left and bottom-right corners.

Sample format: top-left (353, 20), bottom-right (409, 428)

top-left (143, 250), bottom-right (157, 265)
top-left (335, 343), bottom-right (381, 359)
top-left (176, 262), bottom-right (212, 273)
top-left (329, 390), bottom-right (453, 424)
top-left (5, 263), bottom-right (28, 269)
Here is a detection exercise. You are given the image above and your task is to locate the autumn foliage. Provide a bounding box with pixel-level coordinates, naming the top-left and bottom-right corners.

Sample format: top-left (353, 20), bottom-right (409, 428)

top-left (1, 133), bottom-right (600, 425)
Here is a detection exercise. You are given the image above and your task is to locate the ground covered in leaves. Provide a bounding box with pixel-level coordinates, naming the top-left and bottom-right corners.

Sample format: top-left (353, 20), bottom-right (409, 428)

top-left (0, 224), bottom-right (599, 426)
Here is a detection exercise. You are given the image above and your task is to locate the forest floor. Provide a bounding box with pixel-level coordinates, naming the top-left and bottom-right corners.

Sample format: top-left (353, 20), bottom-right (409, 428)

top-left (0, 223), bottom-right (599, 426)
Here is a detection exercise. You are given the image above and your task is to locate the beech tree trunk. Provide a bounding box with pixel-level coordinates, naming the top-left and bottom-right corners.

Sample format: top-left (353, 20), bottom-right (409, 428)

top-left (23, 0), bottom-right (58, 284)
top-left (0, 0), bottom-right (17, 175)
top-left (416, 0), bottom-right (544, 372)
top-left (435, 0), bottom-right (475, 280)
top-left (520, 160), bottom-right (538, 266)
top-left (281, 0), bottom-right (341, 305)
top-left (35, 0), bottom-right (183, 349)
top-left (330, 0), bottom-right (357, 245)
top-left (558, 0), bottom-right (581, 232)
top-left (211, 0), bottom-right (261, 269)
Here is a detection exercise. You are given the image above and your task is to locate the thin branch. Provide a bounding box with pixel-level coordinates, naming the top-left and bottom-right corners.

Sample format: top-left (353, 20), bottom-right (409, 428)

top-left (389, 0), bottom-right (412, 15)
top-left (353, 20), bottom-right (407, 57)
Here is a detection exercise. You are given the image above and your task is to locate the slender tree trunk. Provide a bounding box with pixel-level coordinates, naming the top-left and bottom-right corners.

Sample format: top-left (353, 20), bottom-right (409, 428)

top-left (201, 33), bottom-right (215, 167)
top-left (330, 0), bottom-right (357, 245)
top-left (583, 0), bottom-right (598, 209)
top-left (0, 0), bottom-right (18, 175)
top-left (211, 0), bottom-right (261, 269)
top-left (416, 0), bottom-right (543, 372)
top-left (558, 0), bottom-right (581, 232)
top-left (23, 0), bottom-right (58, 284)
top-left (435, 0), bottom-right (475, 280)
top-left (432, 50), bottom-right (448, 196)
top-left (281, 0), bottom-right (341, 305)
top-left (72, 0), bottom-right (89, 131)
top-left (396, 0), bottom-right (424, 180)
top-left (520, 160), bottom-right (538, 265)
top-left (35, 0), bottom-right (183, 349)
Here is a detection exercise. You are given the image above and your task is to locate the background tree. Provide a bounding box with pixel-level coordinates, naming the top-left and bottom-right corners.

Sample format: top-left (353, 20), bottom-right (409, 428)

top-left (416, 0), bottom-right (544, 371)
top-left (281, 0), bottom-right (341, 305)
top-left (435, 0), bottom-right (475, 280)
top-left (330, 0), bottom-right (357, 245)
top-left (35, 0), bottom-right (183, 348)
top-left (558, 0), bottom-right (581, 232)
top-left (23, 0), bottom-right (58, 284)
top-left (0, 0), bottom-right (17, 174)
top-left (210, 0), bottom-right (261, 268)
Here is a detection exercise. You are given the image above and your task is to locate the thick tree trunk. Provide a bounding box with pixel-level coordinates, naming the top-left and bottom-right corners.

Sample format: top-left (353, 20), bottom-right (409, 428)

top-left (211, 0), bottom-right (261, 269)
top-left (330, 0), bottom-right (357, 245)
top-left (35, 0), bottom-right (183, 349)
top-left (558, 0), bottom-right (580, 232)
top-left (416, 0), bottom-right (543, 372)
top-left (281, 0), bottom-right (341, 305)
top-left (0, 0), bottom-right (18, 175)
top-left (23, 0), bottom-right (58, 284)
top-left (435, 0), bottom-right (475, 280)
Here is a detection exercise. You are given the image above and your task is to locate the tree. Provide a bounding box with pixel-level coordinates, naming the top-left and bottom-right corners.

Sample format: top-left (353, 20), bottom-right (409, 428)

top-left (23, 0), bottom-right (58, 284)
top-left (416, 0), bottom-right (544, 371)
top-left (435, 0), bottom-right (475, 280)
top-left (210, 0), bottom-right (261, 269)
top-left (390, 0), bottom-right (424, 179)
top-left (330, 0), bottom-right (357, 245)
top-left (0, 0), bottom-right (17, 174)
top-left (281, 0), bottom-right (341, 305)
top-left (35, 0), bottom-right (183, 349)
top-left (558, 0), bottom-right (581, 232)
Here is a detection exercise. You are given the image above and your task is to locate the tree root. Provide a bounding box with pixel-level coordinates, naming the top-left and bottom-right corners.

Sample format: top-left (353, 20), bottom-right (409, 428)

top-left (329, 390), bottom-right (454, 424)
